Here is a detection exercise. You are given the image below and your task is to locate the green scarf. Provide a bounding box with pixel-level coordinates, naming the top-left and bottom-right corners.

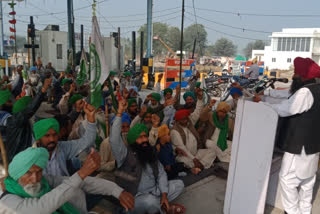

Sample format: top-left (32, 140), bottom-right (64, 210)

top-left (213, 112), bottom-right (229, 151)
top-left (4, 176), bottom-right (80, 214)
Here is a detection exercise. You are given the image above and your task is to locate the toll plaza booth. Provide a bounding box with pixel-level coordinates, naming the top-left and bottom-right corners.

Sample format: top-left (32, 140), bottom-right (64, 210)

top-left (164, 58), bottom-right (195, 89)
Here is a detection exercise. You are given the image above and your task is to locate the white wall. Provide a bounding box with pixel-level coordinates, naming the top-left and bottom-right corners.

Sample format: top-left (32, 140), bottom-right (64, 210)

top-left (252, 50), bottom-right (265, 61)
top-left (264, 46), bottom-right (312, 70)
top-left (103, 37), bottom-right (124, 72)
top-left (37, 31), bottom-right (68, 71)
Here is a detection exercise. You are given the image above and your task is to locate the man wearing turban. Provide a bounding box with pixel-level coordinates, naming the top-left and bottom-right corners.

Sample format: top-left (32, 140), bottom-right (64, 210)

top-left (28, 66), bottom-right (41, 94)
top-left (1, 147), bottom-right (134, 213)
top-left (244, 58), bottom-right (259, 80)
top-left (57, 82), bottom-right (78, 115)
top-left (109, 99), bottom-right (185, 214)
top-left (120, 72), bottom-right (134, 91)
top-left (226, 87), bottom-right (243, 119)
top-left (174, 87), bottom-right (201, 113)
top-left (144, 92), bottom-right (163, 110)
top-left (5, 78), bottom-right (52, 162)
top-left (33, 103), bottom-right (97, 178)
top-left (0, 89), bottom-right (12, 125)
top-left (200, 102), bottom-right (235, 163)
top-left (97, 112), bottom-right (132, 180)
top-left (254, 57), bottom-right (320, 214)
top-left (171, 97), bottom-right (215, 175)
top-left (127, 98), bottom-right (139, 121)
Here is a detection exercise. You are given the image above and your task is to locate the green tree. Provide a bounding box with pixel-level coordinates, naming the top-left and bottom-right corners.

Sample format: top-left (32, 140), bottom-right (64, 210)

top-left (184, 24), bottom-right (207, 56)
top-left (205, 44), bottom-right (215, 56)
top-left (122, 37), bottom-right (132, 61)
top-left (137, 22), bottom-right (169, 56)
top-left (211, 38), bottom-right (237, 57)
top-left (243, 40), bottom-right (265, 58)
top-left (167, 26), bottom-right (181, 52)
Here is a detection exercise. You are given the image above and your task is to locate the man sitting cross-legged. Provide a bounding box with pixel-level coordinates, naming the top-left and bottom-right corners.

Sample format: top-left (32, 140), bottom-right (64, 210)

top-left (0, 147), bottom-right (134, 213)
top-left (200, 102), bottom-right (235, 163)
top-left (109, 99), bottom-right (185, 214)
top-left (171, 97), bottom-right (216, 175)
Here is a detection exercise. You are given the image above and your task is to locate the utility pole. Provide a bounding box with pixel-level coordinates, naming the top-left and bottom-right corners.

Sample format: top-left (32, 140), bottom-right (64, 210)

top-left (80, 24), bottom-right (84, 51)
top-left (117, 27), bottom-right (121, 72)
top-left (0, 0), bottom-right (5, 76)
top-left (132, 31), bottom-right (136, 73)
top-left (146, 0), bottom-right (153, 58)
top-left (24, 16), bottom-right (39, 66)
top-left (179, 0), bottom-right (185, 88)
top-left (192, 39), bottom-right (196, 59)
top-left (0, 1), bottom-right (4, 58)
top-left (145, 0), bottom-right (154, 89)
top-left (140, 31), bottom-right (144, 71)
top-left (67, 0), bottom-right (75, 66)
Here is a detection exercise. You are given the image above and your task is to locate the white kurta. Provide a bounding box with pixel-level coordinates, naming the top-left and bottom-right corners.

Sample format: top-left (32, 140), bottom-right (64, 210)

top-left (263, 87), bottom-right (319, 214)
top-left (206, 128), bottom-right (232, 163)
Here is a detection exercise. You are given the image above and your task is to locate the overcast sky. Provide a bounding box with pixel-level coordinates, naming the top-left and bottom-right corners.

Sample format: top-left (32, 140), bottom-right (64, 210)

top-left (3, 0), bottom-right (320, 53)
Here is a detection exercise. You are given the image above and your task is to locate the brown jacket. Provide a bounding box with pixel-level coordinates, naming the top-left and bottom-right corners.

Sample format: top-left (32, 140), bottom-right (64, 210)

top-left (199, 106), bottom-right (235, 143)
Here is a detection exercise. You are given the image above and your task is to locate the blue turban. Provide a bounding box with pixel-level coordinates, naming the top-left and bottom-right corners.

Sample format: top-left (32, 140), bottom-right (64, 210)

top-left (121, 112), bottom-right (131, 124)
top-left (30, 66), bottom-right (37, 72)
top-left (230, 87), bottom-right (243, 97)
top-left (111, 112), bottom-right (131, 125)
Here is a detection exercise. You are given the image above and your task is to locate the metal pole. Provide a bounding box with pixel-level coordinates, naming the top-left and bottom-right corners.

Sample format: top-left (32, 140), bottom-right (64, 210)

top-left (67, 0), bottom-right (75, 66)
top-left (132, 31), bottom-right (136, 72)
top-left (117, 27), bottom-right (121, 71)
top-left (0, 0), bottom-right (4, 57)
top-left (27, 31), bottom-right (30, 67)
top-left (140, 31), bottom-right (144, 71)
top-left (192, 39), bottom-right (196, 59)
top-left (146, 0), bottom-right (153, 58)
top-left (179, 0), bottom-right (185, 87)
top-left (30, 16), bottom-right (36, 66)
top-left (13, 8), bottom-right (17, 64)
top-left (80, 24), bottom-right (84, 51)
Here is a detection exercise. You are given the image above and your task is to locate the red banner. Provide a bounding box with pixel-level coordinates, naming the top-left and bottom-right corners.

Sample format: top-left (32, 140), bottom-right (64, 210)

top-left (166, 59), bottom-right (194, 67)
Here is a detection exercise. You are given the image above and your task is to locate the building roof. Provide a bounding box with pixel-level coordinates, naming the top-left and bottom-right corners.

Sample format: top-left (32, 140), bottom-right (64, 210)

top-left (269, 28), bottom-right (320, 38)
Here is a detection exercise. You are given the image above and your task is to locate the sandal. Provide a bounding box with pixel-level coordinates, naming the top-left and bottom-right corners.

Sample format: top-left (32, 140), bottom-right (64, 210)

top-left (167, 204), bottom-right (186, 214)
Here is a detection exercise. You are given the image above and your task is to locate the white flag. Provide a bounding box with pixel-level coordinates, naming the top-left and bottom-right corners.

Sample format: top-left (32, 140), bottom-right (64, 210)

top-left (91, 16), bottom-right (109, 86)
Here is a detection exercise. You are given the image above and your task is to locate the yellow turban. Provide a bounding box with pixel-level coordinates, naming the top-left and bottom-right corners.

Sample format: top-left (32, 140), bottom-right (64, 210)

top-left (216, 102), bottom-right (231, 113)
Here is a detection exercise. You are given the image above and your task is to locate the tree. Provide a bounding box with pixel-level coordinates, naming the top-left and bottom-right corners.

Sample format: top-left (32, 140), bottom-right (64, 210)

top-left (184, 24), bottom-right (207, 56)
top-left (205, 44), bottom-right (215, 56)
top-left (211, 38), bottom-right (237, 57)
top-left (167, 26), bottom-right (181, 52)
top-left (243, 40), bottom-right (265, 58)
top-left (137, 22), bottom-right (169, 56)
top-left (122, 37), bottom-right (132, 62)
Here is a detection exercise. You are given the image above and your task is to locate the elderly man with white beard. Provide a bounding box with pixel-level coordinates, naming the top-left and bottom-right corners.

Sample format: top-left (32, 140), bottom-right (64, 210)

top-left (0, 147), bottom-right (135, 214)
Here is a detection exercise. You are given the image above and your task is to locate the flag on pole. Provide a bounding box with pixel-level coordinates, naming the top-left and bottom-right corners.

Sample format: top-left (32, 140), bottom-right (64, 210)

top-left (90, 15), bottom-right (110, 108)
top-left (76, 49), bottom-right (88, 86)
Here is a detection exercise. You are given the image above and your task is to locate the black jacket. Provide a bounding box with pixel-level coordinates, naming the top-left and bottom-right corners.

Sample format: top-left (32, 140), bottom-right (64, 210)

top-left (5, 91), bottom-right (45, 162)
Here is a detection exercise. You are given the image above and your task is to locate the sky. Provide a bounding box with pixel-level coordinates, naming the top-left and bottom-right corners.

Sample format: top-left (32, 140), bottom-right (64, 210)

top-left (3, 0), bottom-right (320, 54)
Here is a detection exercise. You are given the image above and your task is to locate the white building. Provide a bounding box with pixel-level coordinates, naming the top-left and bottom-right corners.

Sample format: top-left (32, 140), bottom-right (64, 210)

top-left (35, 25), bottom-right (123, 72)
top-left (36, 29), bottom-right (68, 71)
top-left (252, 28), bottom-right (320, 70)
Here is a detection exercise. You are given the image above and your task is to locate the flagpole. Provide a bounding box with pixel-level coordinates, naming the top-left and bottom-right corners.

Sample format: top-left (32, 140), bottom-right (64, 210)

top-left (0, 133), bottom-right (8, 176)
top-left (105, 102), bottom-right (109, 137)
top-left (179, 0), bottom-right (185, 101)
